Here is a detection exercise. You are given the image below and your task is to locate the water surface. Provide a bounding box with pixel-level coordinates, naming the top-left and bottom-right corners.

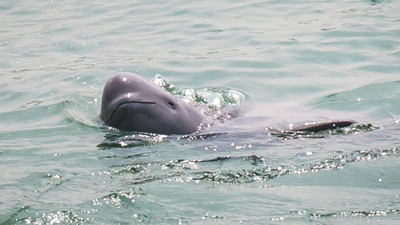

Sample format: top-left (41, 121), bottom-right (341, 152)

top-left (1, 0), bottom-right (400, 224)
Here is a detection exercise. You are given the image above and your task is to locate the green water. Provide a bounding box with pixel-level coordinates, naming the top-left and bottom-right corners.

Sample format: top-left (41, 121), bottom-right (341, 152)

top-left (1, 0), bottom-right (400, 224)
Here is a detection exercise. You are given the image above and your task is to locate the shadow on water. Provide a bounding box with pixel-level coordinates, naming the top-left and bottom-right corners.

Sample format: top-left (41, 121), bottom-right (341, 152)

top-left (118, 146), bottom-right (400, 185)
top-left (96, 121), bottom-right (379, 150)
top-left (96, 132), bottom-right (167, 149)
top-left (93, 122), bottom-right (386, 187)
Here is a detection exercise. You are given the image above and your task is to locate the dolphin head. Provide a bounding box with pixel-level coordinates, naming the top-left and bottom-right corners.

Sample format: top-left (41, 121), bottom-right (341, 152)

top-left (100, 72), bottom-right (204, 135)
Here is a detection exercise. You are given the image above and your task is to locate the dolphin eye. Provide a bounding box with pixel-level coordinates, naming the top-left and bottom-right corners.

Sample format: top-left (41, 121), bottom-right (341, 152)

top-left (168, 101), bottom-right (175, 109)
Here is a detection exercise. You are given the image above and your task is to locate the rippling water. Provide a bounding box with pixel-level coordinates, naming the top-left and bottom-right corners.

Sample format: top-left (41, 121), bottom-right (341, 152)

top-left (1, 0), bottom-right (400, 224)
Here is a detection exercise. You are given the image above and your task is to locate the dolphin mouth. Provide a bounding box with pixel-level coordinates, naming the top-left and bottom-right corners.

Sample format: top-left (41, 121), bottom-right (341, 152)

top-left (105, 101), bottom-right (156, 124)
top-left (118, 101), bottom-right (156, 105)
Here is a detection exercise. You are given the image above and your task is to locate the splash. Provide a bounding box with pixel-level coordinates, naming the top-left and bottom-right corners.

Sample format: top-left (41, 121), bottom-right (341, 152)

top-left (151, 74), bottom-right (248, 109)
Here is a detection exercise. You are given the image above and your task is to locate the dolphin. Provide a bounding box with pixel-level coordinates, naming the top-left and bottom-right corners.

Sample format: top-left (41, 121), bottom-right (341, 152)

top-left (100, 72), bottom-right (205, 134)
top-left (100, 72), bottom-right (356, 135)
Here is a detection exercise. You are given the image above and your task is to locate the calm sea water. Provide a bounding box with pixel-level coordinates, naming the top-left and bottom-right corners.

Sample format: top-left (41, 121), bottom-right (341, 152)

top-left (1, 0), bottom-right (400, 224)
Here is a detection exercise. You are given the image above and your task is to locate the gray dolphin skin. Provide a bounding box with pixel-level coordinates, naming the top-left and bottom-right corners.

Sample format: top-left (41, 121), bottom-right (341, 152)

top-left (291, 120), bottom-right (356, 132)
top-left (100, 72), bottom-right (356, 135)
top-left (100, 72), bottom-right (205, 134)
